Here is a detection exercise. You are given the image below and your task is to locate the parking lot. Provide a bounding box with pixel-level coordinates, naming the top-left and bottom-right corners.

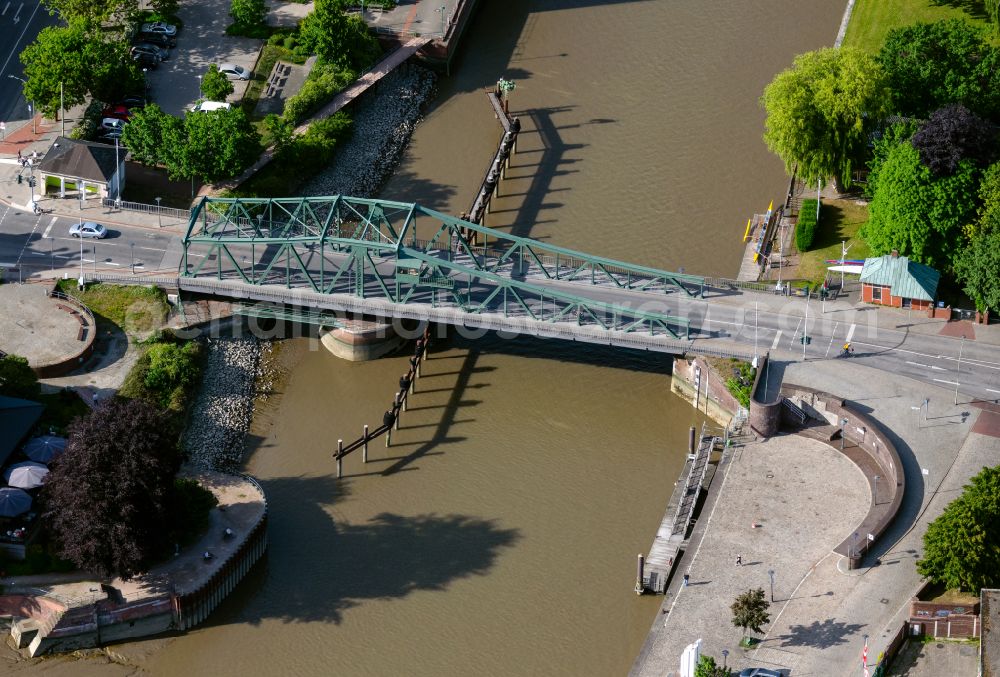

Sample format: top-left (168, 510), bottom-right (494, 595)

top-left (144, 0), bottom-right (262, 116)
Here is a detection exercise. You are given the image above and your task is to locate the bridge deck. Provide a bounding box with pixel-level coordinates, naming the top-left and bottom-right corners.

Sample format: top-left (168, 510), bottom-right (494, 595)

top-left (642, 425), bottom-right (717, 593)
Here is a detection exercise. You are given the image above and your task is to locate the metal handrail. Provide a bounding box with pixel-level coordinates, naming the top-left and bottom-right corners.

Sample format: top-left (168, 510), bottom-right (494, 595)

top-left (48, 289), bottom-right (96, 328)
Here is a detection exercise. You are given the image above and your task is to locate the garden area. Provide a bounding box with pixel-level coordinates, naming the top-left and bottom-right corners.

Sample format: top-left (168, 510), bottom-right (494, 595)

top-left (762, 3), bottom-right (1000, 313)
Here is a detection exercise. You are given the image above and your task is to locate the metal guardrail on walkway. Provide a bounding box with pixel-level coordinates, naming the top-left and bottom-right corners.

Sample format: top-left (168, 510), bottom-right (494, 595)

top-left (101, 198), bottom-right (191, 221)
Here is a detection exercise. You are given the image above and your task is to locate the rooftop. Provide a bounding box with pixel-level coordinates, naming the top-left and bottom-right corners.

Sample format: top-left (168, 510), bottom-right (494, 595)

top-left (859, 253), bottom-right (940, 301)
top-left (37, 136), bottom-right (121, 184)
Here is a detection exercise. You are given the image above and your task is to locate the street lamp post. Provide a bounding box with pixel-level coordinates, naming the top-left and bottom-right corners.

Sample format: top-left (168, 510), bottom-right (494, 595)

top-left (954, 335), bottom-right (966, 405)
top-left (114, 137), bottom-right (121, 205)
top-left (841, 417), bottom-right (849, 450)
top-left (129, 242), bottom-right (135, 274)
top-left (873, 475), bottom-right (880, 506)
top-left (721, 649), bottom-right (728, 670)
top-left (49, 236), bottom-right (54, 271)
top-left (852, 531), bottom-right (859, 559)
top-left (8, 75), bottom-right (36, 135)
top-left (768, 569), bottom-right (775, 602)
top-left (155, 196), bottom-right (162, 228)
top-left (78, 230), bottom-right (84, 288)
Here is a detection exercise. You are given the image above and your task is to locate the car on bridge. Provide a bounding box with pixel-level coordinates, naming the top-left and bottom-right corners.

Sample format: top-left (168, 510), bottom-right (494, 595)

top-left (69, 222), bottom-right (108, 239)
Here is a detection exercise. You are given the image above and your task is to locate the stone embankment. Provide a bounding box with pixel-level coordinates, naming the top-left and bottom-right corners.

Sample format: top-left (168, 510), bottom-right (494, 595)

top-left (184, 337), bottom-right (275, 471)
top-left (301, 66), bottom-right (437, 197)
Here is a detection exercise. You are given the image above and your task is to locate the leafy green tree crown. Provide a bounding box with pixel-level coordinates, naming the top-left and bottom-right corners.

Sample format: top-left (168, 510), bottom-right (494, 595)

top-left (201, 64), bottom-right (235, 102)
top-left (761, 47), bottom-right (890, 187)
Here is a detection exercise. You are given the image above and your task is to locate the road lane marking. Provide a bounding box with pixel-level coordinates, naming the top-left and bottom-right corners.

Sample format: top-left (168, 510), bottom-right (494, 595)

top-left (905, 360), bottom-right (945, 371)
top-left (0, 0), bottom-right (42, 80)
top-left (41, 216), bottom-right (56, 238)
top-left (932, 378), bottom-right (958, 386)
top-left (787, 319), bottom-right (802, 349)
top-left (845, 323), bottom-right (856, 343)
top-left (824, 321), bottom-right (839, 357)
top-left (12, 2), bottom-right (22, 23)
top-left (1, 3), bottom-right (9, 15)
top-left (769, 330), bottom-right (782, 349)
top-left (987, 388), bottom-right (1000, 395)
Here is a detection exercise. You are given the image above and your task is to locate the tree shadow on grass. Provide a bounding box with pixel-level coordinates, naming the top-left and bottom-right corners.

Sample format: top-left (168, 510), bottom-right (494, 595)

top-left (928, 0), bottom-right (988, 20)
top-left (202, 474), bottom-right (520, 626)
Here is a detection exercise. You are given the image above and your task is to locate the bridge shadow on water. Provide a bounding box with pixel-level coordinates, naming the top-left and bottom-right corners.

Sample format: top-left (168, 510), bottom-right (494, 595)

top-left (199, 473), bottom-right (520, 626)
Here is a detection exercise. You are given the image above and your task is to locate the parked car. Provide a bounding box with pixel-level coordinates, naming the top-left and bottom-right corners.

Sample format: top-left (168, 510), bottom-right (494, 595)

top-left (189, 101), bottom-right (232, 113)
top-left (137, 31), bottom-right (175, 48)
top-left (131, 43), bottom-right (168, 61)
top-left (141, 21), bottom-right (177, 37)
top-left (69, 222), bottom-right (108, 239)
top-left (132, 51), bottom-right (159, 70)
top-left (101, 104), bottom-right (131, 121)
top-left (119, 94), bottom-right (146, 108)
top-left (738, 669), bottom-right (783, 677)
top-left (98, 129), bottom-right (124, 143)
top-left (100, 117), bottom-right (126, 131)
top-left (218, 63), bottom-right (251, 80)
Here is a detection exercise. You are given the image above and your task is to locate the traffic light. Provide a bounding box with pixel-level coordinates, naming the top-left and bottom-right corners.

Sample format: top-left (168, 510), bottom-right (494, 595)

top-left (16, 174), bottom-right (22, 184)
top-left (27, 177), bottom-right (36, 188)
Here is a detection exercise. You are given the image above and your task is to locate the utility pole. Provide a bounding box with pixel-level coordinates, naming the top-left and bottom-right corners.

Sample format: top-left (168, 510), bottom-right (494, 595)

top-left (60, 81), bottom-right (64, 137)
top-left (954, 335), bottom-right (966, 405)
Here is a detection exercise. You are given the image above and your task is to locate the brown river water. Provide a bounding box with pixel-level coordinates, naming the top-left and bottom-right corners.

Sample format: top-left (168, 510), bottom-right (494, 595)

top-left (6, 1), bottom-right (844, 675)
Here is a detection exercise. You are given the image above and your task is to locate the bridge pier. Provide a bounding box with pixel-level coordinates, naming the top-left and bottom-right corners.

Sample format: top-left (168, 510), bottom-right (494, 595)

top-left (319, 317), bottom-right (405, 362)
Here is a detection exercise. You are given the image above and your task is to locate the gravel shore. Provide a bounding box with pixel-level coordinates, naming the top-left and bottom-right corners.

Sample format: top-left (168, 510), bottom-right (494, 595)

top-left (184, 337), bottom-right (276, 471)
top-left (299, 65), bottom-right (437, 197)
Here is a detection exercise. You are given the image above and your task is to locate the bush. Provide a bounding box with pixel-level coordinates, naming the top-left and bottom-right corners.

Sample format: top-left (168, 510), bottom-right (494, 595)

top-left (0, 354), bottom-right (40, 400)
top-left (226, 22), bottom-right (271, 39)
top-left (166, 478), bottom-right (219, 548)
top-left (70, 99), bottom-right (105, 141)
top-left (285, 112), bottom-right (353, 175)
top-left (201, 64), bottom-right (235, 102)
top-left (796, 199), bottom-right (819, 252)
top-left (724, 362), bottom-right (756, 409)
top-left (283, 63), bottom-right (356, 125)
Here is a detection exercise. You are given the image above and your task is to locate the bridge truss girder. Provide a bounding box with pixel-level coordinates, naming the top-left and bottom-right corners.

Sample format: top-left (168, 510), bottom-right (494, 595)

top-left (182, 196), bottom-right (699, 339)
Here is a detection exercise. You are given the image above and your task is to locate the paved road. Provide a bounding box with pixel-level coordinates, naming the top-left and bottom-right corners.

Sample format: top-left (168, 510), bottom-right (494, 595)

top-left (0, 0), bottom-right (59, 129)
top-left (0, 204), bottom-right (174, 276)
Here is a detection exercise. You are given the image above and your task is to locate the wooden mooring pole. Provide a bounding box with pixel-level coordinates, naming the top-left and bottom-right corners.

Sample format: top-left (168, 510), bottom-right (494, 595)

top-left (689, 426), bottom-right (696, 455)
top-left (635, 554), bottom-right (645, 595)
top-left (363, 424), bottom-right (368, 463)
top-left (337, 439), bottom-right (343, 479)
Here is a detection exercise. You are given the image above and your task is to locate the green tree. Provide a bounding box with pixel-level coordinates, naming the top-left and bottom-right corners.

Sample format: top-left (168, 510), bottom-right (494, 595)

top-left (877, 19), bottom-right (1000, 119)
top-left (43, 0), bottom-right (136, 22)
top-left (976, 162), bottom-right (1000, 237)
top-left (954, 231), bottom-right (1000, 314)
top-left (300, 0), bottom-right (380, 70)
top-left (167, 108), bottom-right (262, 183)
top-left (201, 64), bottom-right (235, 102)
top-left (230, 0), bottom-right (266, 28)
top-left (144, 342), bottom-right (200, 400)
top-left (989, 0), bottom-right (1000, 32)
top-left (731, 588), bottom-right (770, 642)
top-left (694, 655), bottom-right (730, 677)
top-left (121, 104), bottom-right (182, 167)
top-left (0, 354), bottom-right (40, 401)
top-left (761, 47), bottom-right (890, 189)
top-left (264, 113), bottom-right (295, 161)
top-left (917, 466), bottom-right (1000, 591)
top-left (861, 140), bottom-right (979, 270)
top-left (149, 0), bottom-right (178, 17)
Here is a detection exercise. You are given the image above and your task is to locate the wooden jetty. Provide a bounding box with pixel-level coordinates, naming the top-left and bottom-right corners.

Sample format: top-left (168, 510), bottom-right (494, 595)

top-left (639, 423), bottom-right (718, 594)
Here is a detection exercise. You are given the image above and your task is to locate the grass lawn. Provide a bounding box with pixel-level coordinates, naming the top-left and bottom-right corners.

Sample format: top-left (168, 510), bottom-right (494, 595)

top-left (56, 280), bottom-right (169, 337)
top-left (843, 0), bottom-right (992, 51)
top-left (796, 199), bottom-right (871, 286)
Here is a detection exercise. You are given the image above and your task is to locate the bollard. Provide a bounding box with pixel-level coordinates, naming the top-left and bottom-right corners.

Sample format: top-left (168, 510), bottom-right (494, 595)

top-left (363, 424), bottom-right (368, 463)
top-left (689, 426), bottom-right (696, 455)
top-left (635, 554), bottom-right (645, 595)
top-left (394, 394), bottom-right (401, 430)
top-left (402, 388), bottom-right (407, 412)
top-left (337, 439), bottom-right (343, 479)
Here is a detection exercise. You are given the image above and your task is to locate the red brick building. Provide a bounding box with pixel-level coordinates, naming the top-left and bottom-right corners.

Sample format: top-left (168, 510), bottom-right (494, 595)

top-left (859, 251), bottom-right (939, 310)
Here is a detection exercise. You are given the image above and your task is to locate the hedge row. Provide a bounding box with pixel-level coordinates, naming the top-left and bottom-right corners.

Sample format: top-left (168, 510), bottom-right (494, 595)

top-left (796, 198), bottom-right (820, 252)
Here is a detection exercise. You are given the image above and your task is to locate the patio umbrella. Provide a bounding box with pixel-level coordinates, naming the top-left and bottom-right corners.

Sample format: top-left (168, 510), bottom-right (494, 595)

top-left (4, 462), bottom-right (49, 490)
top-left (23, 435), bottom-right (66, 464)
top-left (0, 488), bottom-right (32, 517)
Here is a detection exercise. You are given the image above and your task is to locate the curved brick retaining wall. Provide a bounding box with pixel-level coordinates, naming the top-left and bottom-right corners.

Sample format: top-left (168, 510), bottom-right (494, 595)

top-left (781, 384), bottom-right (906, 569)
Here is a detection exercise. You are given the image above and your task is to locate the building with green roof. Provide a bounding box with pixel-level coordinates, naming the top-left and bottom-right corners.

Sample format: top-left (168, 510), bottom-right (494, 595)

top-left (859, 251), bottom-right (939, 310)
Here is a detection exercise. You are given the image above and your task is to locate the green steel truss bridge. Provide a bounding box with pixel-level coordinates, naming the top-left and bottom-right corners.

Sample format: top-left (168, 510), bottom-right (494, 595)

top-left (179, 196), bottom-right (754, 355)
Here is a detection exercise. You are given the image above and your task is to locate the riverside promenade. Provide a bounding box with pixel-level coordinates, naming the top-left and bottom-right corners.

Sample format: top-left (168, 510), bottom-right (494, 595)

top-left (632, 358), bottom-right (998, 676)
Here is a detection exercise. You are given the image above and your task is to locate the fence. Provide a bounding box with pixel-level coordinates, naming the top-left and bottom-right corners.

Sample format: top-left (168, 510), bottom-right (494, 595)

top-left (102, 198), bottom-right (191, 222)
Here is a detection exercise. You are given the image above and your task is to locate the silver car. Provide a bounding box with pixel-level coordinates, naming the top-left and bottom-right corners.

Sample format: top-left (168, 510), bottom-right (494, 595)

top-left (738, 669), bottom-right (783, 677)
top-left (69, 222), bottom-right (108, 239)
top-left (141, 21), bottom-right (177, 36)
top-left (218, 63), bottom-right (251, 80)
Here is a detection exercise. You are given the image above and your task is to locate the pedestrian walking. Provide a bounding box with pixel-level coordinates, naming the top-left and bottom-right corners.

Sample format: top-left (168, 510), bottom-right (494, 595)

top-left (682, 574), bottom-right (689, 587)
top-left (735, 554), bottom-right (743, 567)
top-left (17, 150), bottom-right (21, 161)
top-left (31, 150), bottom-right (37, 161)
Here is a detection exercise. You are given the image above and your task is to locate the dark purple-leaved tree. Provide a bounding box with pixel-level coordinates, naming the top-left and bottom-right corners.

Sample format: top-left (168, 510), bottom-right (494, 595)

top-left (43, 398), bottom-right (180, 580)
top-left (911, 104), bottom-right (997, 177)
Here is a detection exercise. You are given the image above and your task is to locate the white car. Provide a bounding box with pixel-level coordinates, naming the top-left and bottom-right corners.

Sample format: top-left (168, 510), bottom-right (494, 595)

top-left (218, 63), bottom-right (251, 81)
top-left (189, 101), bottom-right (232, 113)
top-left (141, 21), bottom-right (177, 36)
top-left (69, 222), bottom-right (108, 239)
top-left (100, 117), bottom-right (126, 131)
